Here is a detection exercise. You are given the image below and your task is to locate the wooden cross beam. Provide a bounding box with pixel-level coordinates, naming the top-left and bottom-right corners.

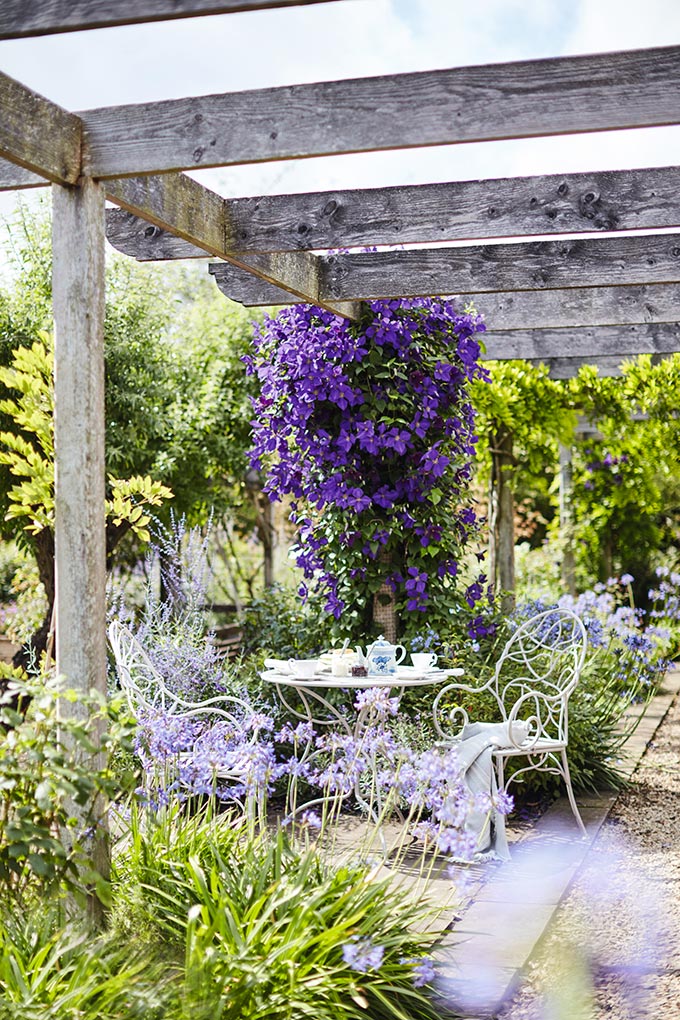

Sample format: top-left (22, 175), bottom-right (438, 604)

top-left (207, 232), bottom-right (680, 304)
top-left (106, 175), bottom-right (359, 318)
top-left (483, 322), bottom-right (680, 361)
top-left (0, 72), bottom-right (81, 183)
top-left (2, 45), bottom-right (680, 181)
top-left (0, 71), bottom-right (354, 314)
top-left (207, 269), bottom-right (680, 333)
top-left (0, 0), bottom-right (348, 39)
top-left (541, 353), bottom-right (672, 379)
top-left (79, 45), bottom-right (680, 177)
top-left (100, 165), bottom-right (680, 255)
top-left (471, 284), bottom-right (680, 331)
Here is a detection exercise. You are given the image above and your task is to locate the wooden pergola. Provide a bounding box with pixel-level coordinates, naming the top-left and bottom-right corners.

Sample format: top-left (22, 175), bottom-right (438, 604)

top-left (1, 0), bottom-right (679, 711)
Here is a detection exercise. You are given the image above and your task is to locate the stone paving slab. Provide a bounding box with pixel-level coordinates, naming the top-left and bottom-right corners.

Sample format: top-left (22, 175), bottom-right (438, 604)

top-left (434, 667), bottom-right (680, 1018)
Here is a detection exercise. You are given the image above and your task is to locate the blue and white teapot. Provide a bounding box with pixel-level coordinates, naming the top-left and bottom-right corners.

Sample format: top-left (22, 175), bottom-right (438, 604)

top-left (358, 635), bottom-right (406, 676)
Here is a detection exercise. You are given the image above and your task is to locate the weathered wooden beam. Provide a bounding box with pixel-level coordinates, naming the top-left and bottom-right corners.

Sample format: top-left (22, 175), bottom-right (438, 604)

top-left (487, 355), bottom-right (670, 379)
top-left (0, 159), bottom-right (46, 190)
top-left (483, 322), bottom-right (680, 361)
top-left (208, 260), bottom-right (295, 305)
top-left (0, 0), bottom-right (347, 38)
top-left (106, 174), bottom-right (358, 318)
top-left (52, 176), bottom-right (109, 912)
top-left (80, 45), bottom-right (680, 178)
top-left (319, 234), bottom-right (680, 301)
top-left (105, 165), bottom-right (680, 255)
top-left (468, 284), bottom-right (680, 330)
top-left (0, 71), bottom-right (81, 184)
top-left (208, 232), bottom-right (680, 305)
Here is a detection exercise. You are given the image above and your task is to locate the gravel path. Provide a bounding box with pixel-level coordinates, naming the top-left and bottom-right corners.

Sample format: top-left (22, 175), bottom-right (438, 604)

top-left (495, 685), bottom-right (680, 1020)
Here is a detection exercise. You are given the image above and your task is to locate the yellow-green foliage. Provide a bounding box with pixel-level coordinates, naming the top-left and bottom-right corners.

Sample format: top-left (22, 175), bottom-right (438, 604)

top-left (0, 335), bottom-right (173, 543)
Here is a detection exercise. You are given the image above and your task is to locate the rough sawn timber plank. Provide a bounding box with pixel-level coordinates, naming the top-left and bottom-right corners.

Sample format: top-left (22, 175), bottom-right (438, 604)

top-left (80, 45), bottom-right (680, 177)
top-left (0, 0), bottom-right (347, 38)
top-left (207, 233), bottom-right (680, 304)
top-left (319, 234), bottom-right (680, 300)
top-left (0, 71), bottom-right (81, 184)
top-left (483, 321), bottom-right (680, 360)
top-left (106, 174), bottom-right (358, 318)
top-left (103, 165), bottom-right (680, 253)
top-left (471, 284), bottom-right (680, 330)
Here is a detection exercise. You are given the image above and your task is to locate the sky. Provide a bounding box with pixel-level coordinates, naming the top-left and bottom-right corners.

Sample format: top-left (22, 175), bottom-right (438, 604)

top-left (1, 0), bottom-right (680, 223)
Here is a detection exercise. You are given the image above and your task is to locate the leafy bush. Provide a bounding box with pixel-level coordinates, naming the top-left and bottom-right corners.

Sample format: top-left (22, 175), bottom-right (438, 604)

top-left (240, 583), bottom-right (332, 658)
top-left (0, 553), bottom-right (47, 645)
top-left (0, 673), bottom-right (130, 906)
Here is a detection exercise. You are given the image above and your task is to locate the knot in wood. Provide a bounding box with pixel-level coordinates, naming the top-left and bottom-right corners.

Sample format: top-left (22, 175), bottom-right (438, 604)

top-left (323, 200), bottom-right (338, 215)
top-left (557, 182), bottom-right (569, 197)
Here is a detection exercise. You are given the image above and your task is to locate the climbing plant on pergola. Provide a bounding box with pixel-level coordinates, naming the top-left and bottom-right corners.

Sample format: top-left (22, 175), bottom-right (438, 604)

top-left (1, 0), bottom-right (680, 892)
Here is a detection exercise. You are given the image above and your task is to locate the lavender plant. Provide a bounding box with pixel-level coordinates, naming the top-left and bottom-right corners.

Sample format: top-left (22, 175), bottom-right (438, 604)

top-left (245, 299), bottom-right (489, 639)
top-left (109, 519), bottom-right (283, 811)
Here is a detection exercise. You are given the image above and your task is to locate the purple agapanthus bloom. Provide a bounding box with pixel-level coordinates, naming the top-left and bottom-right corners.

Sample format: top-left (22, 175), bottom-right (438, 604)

top-left (342, 937), bottom-right (385, 973)
top-left (410, 957), bottom-right (437, 988)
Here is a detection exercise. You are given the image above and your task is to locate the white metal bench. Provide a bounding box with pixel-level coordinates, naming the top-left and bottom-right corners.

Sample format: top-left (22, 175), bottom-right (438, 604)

top-left (433, 608), bottom-right (588, 836)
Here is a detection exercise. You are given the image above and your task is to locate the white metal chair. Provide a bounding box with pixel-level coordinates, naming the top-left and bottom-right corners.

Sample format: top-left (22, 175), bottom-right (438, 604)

top-left (108, 620), bottom-right (264, 816)
top-left (433, 608), bottom-right (588, 835)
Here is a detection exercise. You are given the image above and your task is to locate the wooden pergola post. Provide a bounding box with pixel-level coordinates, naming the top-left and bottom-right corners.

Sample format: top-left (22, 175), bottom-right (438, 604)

top-left (558, 442), bottom-right (576, 595)
top-left (489, 427), bottom-right (516, 613)
top-left (52, 177), bottom-right (109, 915)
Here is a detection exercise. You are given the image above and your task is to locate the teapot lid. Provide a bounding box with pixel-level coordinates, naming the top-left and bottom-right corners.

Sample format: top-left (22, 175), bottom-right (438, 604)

top-left (372, 634), bottom-right (392, 648)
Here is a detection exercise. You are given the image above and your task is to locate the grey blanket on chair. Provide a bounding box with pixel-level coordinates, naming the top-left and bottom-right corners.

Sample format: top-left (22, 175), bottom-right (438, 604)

top-left (456, 720), bottom-right (531, 861)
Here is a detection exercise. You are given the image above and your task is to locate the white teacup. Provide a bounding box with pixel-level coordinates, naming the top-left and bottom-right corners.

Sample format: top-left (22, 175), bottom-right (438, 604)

top-left (288, 658), bottom-right (319, 677)
top-left (410, 652), bottom-right (438, 671)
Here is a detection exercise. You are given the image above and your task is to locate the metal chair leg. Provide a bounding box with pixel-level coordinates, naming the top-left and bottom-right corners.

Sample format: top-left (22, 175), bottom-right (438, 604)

top-left (560, 748), bottom-right (587, 837)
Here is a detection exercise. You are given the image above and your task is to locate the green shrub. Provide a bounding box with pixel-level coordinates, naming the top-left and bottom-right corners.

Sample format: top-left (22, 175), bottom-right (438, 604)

top-left (0, 674), bottom-right (131, 906)
top-left (240, 583), bottom-right (332, 658)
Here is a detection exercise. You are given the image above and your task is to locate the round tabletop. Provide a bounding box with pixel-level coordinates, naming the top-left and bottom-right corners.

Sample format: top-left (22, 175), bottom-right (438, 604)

top-left (259, 667), bottom-right (464, 689)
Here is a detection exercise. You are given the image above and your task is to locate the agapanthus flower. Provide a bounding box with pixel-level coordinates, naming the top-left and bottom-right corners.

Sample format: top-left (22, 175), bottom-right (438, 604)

top-left (342, 937), bottom-right (385, 973)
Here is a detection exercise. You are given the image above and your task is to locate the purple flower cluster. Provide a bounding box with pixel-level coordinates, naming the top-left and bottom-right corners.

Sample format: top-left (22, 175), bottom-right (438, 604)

top-left (342, 936), bottom-right (385, 973)
top-left (582, 448), bottom-right (629, 490)
top-left (648, 567), bottom-right (680, 646)
top-left (515, 576), bottom-right (669, 692)
top-left (134, 706), bottom-right (284, 806)
top-left (244, 298), bottom-right (489, 628)
top-left (275, 709), bottom-right (503, 861)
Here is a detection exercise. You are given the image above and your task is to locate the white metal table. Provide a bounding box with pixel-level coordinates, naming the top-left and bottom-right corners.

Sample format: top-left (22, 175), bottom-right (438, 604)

top-left (260, 664), bottom-right (464, 825)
